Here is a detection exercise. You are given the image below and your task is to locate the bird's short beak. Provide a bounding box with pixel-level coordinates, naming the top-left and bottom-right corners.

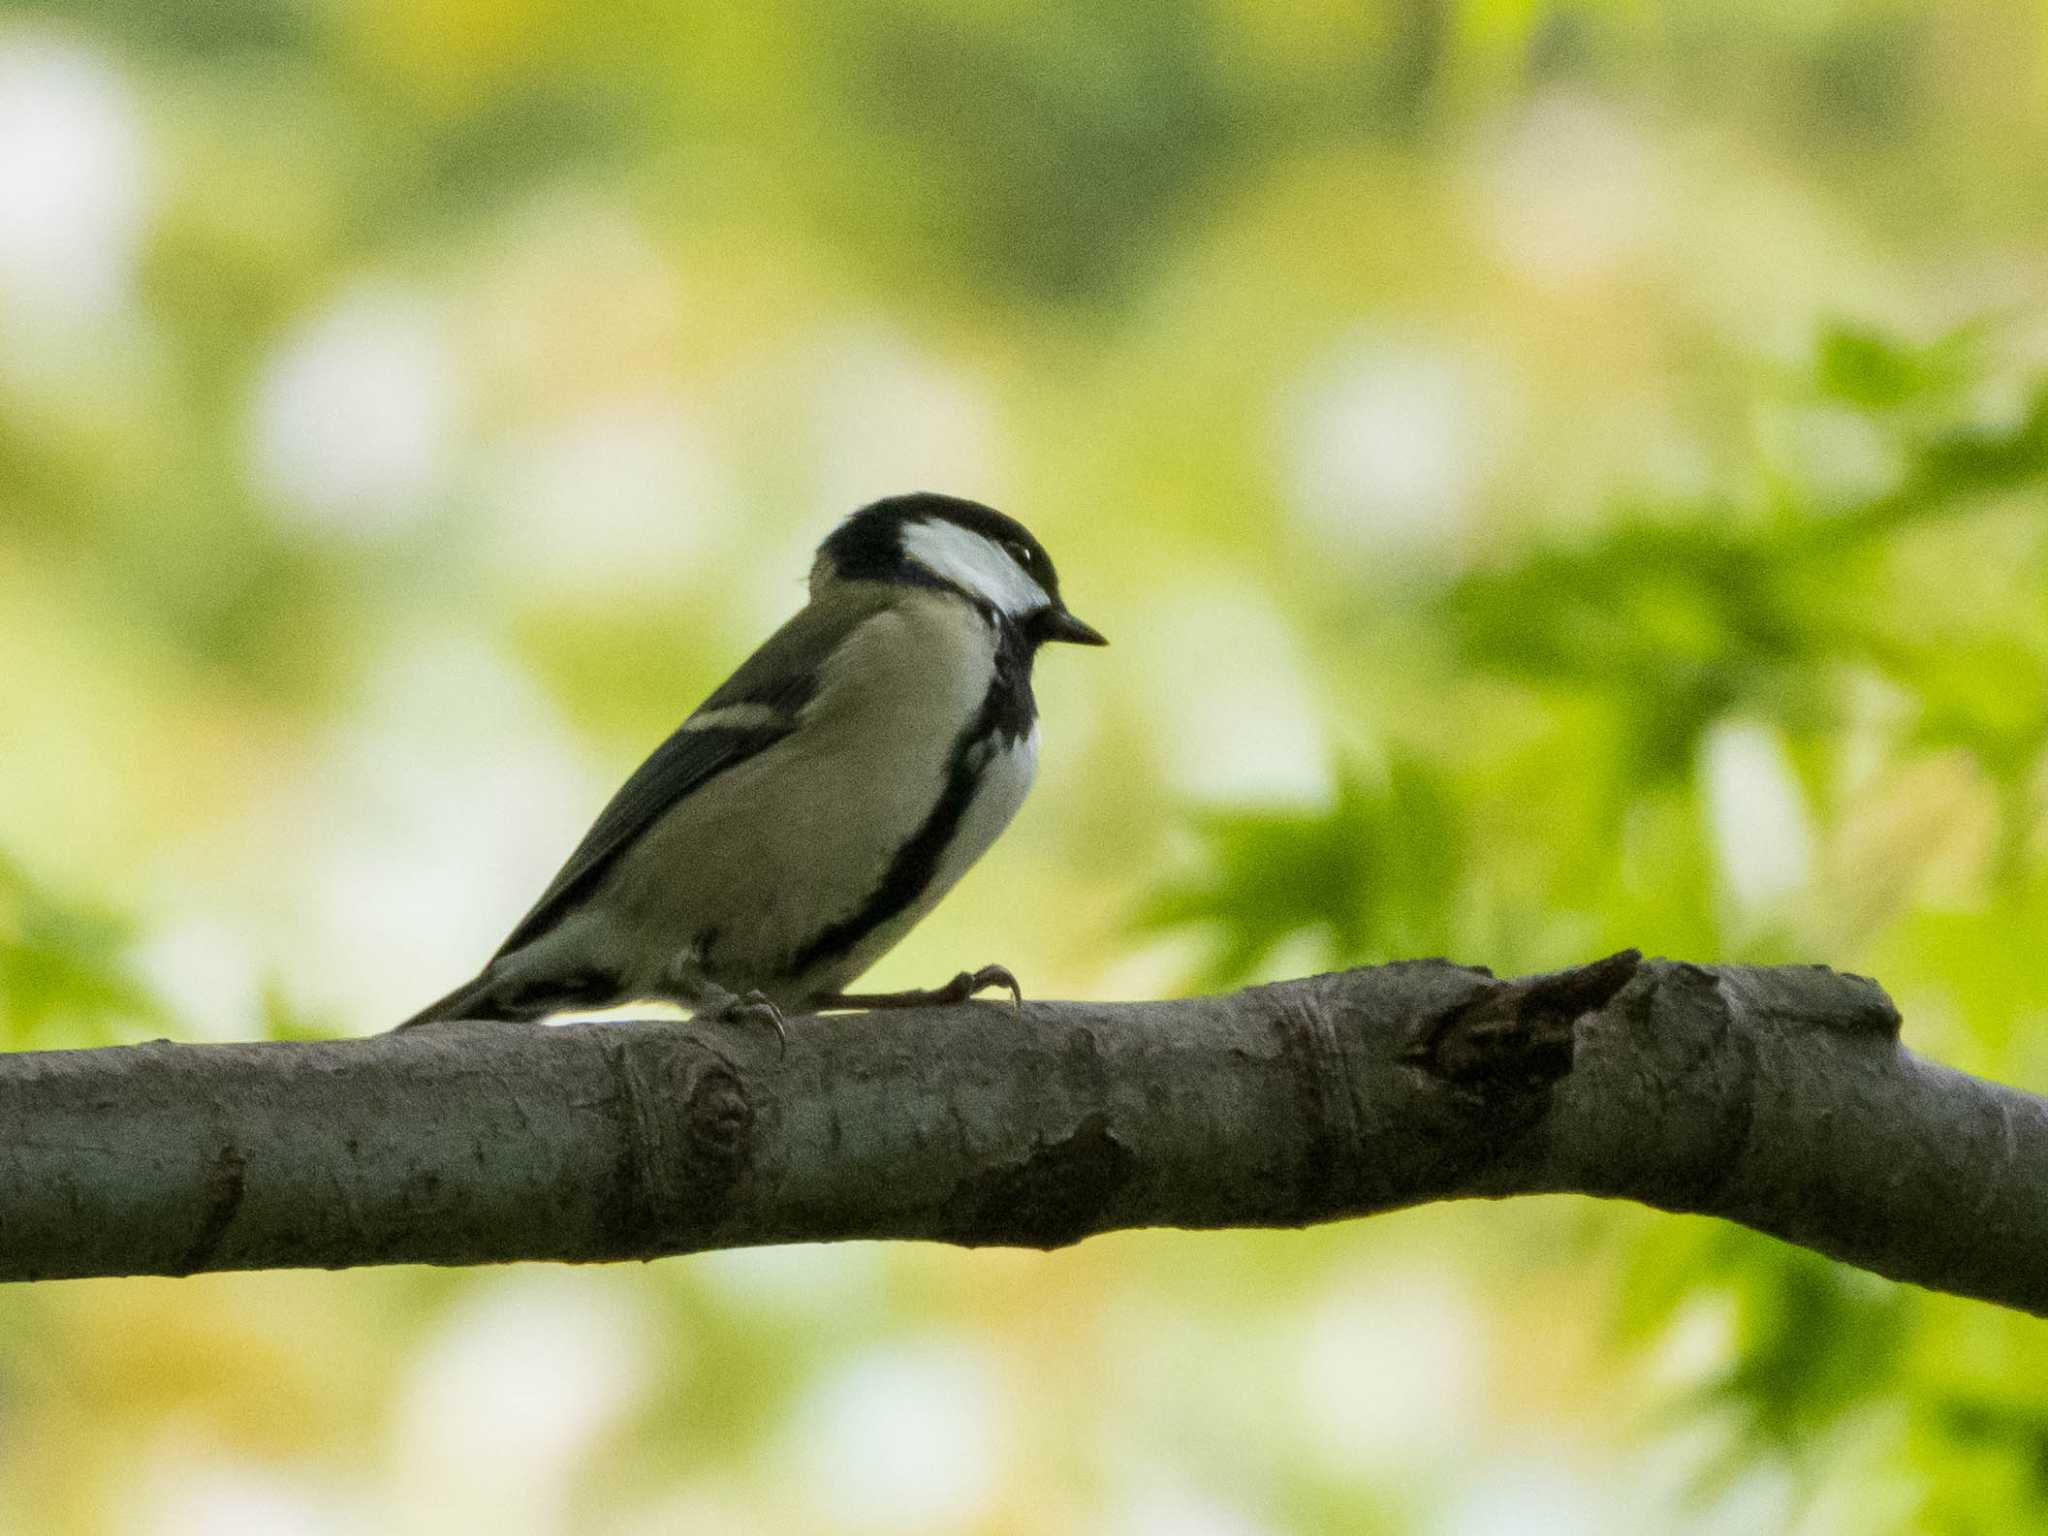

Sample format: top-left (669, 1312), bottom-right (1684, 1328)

top-left (1036, 606), bottom-right (1109, 647)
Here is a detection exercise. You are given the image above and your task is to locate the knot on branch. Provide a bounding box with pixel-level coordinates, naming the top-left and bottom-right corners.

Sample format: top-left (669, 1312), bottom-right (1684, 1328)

top-left (681, 1055), bottom-right (752, 1183)
top-left (597, 1029), bottom-right (754, 1257)
top-left (1404, 948), bottom-right (1643, 1087)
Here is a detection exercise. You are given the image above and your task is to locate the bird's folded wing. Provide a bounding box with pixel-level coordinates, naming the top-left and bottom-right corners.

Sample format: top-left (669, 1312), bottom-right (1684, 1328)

top-left (490, 587), bottom-right (894, 958)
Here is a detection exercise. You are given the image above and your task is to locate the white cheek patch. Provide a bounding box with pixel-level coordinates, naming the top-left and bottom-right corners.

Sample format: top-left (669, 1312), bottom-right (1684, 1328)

top-left (901, 518), bottom-right (1047, 619)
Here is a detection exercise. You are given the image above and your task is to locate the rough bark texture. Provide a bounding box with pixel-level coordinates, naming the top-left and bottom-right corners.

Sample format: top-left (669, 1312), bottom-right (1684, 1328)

top-left (3, 952), bottom-right (2046, 1312)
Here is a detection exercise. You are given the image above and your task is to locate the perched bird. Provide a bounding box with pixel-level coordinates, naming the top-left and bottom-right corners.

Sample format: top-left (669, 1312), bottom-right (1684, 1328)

top-left (397, 492), bottom-right (1105, 1038)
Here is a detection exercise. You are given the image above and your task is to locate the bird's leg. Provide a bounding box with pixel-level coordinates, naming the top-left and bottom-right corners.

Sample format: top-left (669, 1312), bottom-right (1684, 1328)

top-left (663, 951), bottom-right (789, 1054)
top-left (696, 982), bottom-right (790, 1055)
top-left (819, 964), bottom-right (1023, 1014)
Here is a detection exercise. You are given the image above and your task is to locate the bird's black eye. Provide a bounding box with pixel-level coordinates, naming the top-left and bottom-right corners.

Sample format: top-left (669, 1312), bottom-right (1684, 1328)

top-left (1002, 539), bottom-right (1033, 570)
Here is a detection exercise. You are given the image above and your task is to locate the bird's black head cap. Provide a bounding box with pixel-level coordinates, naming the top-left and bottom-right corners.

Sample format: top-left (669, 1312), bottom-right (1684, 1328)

top-left (815, 493), bottom-right (1105, 645)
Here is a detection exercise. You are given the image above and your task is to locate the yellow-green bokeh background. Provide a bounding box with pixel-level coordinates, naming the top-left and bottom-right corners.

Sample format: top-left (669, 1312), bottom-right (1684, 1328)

top-left (4, 1), bottom-right (2048, 1531)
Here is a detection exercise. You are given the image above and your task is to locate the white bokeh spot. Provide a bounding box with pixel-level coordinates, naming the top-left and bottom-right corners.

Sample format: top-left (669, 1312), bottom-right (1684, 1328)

top-left (0, 35), bottom-right (148, 325)
top-left (1436, 1460), bottom-right (1619, 1536)
top-left (227, 629), bottom-right (600, 1032)
top-left (1106, 1476), bottom-right (1273, 1536)
top-left (132, 912), bottom-right (264, 1043)
top-left (1285, 336), bottom-right (1510, 565)
top-left (1290, 1264), bottom-right (1486, 1476)
top-left (391, 1269), bottom-right (657, 1536)
top-left (483, 395), bottom-right (733, 592)
top-left (807, 324), bottom-right (1006, 513)
top-left (248, 285), bottom-right (459, 537)
top-left (782, 1336), bottom-right (1010, 1533)
top-left (128, 1447), bottom-right (356, 1536)
top-left (1701, 717), bottom-right (1815, 921)
top-left (1476, 90), bottom-right (1664, 286)
top-left (690, 1240), bottom-right (889, 1323)
top-left (1133, 582), bottom-right (1329, 805)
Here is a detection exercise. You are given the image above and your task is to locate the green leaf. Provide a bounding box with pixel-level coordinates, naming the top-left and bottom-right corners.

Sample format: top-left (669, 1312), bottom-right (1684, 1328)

top-left (1133, 754), bottom-right (1462, 991)
top-left (0, 853), bottom-right (168, 1049)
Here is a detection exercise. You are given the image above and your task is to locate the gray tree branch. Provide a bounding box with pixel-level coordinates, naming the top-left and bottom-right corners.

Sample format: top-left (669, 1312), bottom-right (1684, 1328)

top-left (4, 953), bottom-right (2046, 1312)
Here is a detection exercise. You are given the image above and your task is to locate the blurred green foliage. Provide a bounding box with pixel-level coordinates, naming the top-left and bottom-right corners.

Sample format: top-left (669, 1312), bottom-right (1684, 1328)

top-left (0, 854), bottom-right (162, 1048)
top-left (1140, 324), bottom-right (2048, 1527)
top-left (1135, 756), bottom-right (1461, 990)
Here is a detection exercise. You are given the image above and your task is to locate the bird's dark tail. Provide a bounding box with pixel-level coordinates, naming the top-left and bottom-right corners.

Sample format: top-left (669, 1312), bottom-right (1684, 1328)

top-left (393, 959), bottom-right (620, 1031)
top-left (392, 969), bottom-right (510, 1032)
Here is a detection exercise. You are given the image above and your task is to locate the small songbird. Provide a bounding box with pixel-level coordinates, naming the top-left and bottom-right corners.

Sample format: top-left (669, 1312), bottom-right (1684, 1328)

top-left (397, 492), bottom-right (1106, 1037)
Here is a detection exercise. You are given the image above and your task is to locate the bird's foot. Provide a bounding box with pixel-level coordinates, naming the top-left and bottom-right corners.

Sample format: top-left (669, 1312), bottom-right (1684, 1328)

top-left (820, 964), bottom-right (1023, 1015)
top-left (691, 982), bottom-right (790, 1055)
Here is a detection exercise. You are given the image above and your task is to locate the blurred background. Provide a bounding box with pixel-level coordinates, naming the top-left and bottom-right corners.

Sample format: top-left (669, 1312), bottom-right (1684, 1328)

top-left (3, 0), bottom-right (2048, 1529)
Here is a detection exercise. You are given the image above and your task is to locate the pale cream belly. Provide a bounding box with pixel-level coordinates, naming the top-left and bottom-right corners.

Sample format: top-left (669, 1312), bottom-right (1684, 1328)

top-left (576, 595), bottom-right (1033, 1006)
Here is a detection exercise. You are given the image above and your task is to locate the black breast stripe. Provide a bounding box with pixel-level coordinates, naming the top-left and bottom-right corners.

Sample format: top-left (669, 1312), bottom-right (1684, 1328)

top-left (981, 612), bottom-right (1035, 743)
top-left (791, 618), bottom-right (1035, 975)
